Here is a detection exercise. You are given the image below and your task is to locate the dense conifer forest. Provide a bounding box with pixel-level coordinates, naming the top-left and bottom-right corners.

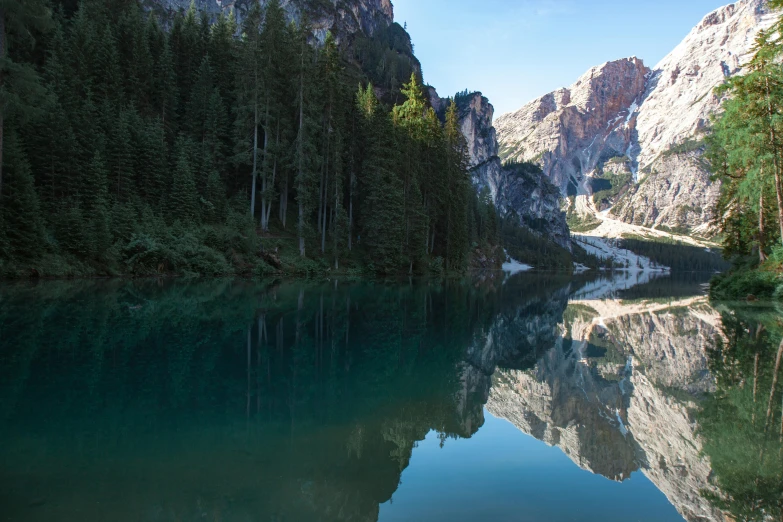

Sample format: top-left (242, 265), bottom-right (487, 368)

top-left (0, 0), bottom-right (501, 278)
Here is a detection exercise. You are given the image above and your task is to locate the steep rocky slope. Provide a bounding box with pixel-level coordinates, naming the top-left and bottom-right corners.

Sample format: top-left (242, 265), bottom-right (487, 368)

top-left (145, 0), bottom-right (393, 43)
top-left (497, 57), bottom-right (650, 195)
top-left (430, 89), bottom-right (571, 250)
top-left (496, 0), bottom-right (776, 234)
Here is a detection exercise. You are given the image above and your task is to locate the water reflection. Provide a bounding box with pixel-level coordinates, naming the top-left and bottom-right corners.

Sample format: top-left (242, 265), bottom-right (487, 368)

top-left (0, 274), bottom-right (780, 521)
top-left (698, 305), bottom-right (783, 521)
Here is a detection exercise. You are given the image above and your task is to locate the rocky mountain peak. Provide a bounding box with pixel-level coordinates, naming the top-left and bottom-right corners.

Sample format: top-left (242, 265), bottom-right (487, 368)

top-left (496, 57), bottom-right (649, 194)
top-left (456, 92), bottom-right (499, 170)
top-left (496, 0), bottom-right (776, 234)
top-left (636, 0), bottom-right (773, 168)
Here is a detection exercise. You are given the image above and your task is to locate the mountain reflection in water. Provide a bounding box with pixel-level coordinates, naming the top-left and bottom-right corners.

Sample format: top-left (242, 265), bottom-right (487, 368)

top-left (0, 273), bottom-right (781, 522)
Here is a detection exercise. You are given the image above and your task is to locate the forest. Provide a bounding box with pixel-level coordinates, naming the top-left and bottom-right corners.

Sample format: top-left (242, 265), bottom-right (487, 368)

top-left (708, 0), bottom-right (783, 299)
top-left (0, 0), bottom-right (501, 278)
top-left (618, 239), bottom-right (729, 273)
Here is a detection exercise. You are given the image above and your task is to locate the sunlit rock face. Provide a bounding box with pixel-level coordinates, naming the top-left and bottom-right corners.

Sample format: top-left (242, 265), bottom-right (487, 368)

top-left (429, 89), bottom-right (570, 250)
top-left (144, 0), bottom-right (394, 43)
top-left (496, 0), bottom-right (775, 234)
top-left (486, 297), bottom-right (726, 522)
top-left (496, 58), bottom-right (649, 195)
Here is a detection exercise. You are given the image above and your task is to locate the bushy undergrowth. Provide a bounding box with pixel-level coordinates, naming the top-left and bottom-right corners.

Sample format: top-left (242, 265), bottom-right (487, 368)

top-left (1, 208), bottom-right (261, 279)
top-left (710, 251), bottom-right (783, 301)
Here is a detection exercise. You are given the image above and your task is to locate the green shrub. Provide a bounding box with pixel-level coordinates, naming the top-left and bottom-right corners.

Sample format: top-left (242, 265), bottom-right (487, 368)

top-left (710, 269), bottom-right (780, 301)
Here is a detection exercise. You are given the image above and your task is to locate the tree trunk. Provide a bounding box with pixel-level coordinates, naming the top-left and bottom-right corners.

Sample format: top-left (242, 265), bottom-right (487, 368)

top-left (321, 167), bottom-right (328, 254)
top-left (250, 105), bottom-right (258, 217)
top-left (764, 76), bottom-right (783, 245)
top-left (297, 49), bottom-right (306, 258)
top-left (348, 172), bottom-right (354, 251)
top-left (759, 191), bottom-right (768, 262)
top-left (260, 104), bottom-right (269, 229)
top-left (317, 141), bottom-right (324, 238)
top-left (281, 175), bottom-right (288, 228)
top-left (264, 123), bottom-right (279, 231)
top-left (334, 164), bottom-right (340, 269)
top-left (779, 388), bottom-right (782, 444)
top-left (319, 129), bottom-right (330, 255)
top-left (765, 337), bottom-right (783, 432)
top-left (754, 349), bottom-right (760, 425)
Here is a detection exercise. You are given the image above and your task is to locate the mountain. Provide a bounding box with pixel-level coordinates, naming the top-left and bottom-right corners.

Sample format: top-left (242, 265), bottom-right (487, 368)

top-left (145, 0), bottom-right (394, 43)
top-left (429, 89), bottom-right (571, 250)
top-left (496, 0), bottom-right (776, 235)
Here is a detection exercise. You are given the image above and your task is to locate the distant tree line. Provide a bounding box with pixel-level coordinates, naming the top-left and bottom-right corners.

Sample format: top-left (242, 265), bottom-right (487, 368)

top-left (619, 239), bottom-right (729, 272)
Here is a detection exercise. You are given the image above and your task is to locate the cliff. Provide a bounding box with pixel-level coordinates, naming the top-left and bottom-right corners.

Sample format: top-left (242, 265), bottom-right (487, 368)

top-left (496, 57), bottom-right (650, 196)
top-left (496, 0), bottom-right (776, 235)
top-left (144, 0), bottom-right (394, 43)
top-left (431, 89), bottom-right (571, 250)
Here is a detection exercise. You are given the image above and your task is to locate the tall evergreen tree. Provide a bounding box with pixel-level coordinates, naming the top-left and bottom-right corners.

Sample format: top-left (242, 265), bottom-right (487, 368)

top-left (294, 19), bottom-right (320, 257)
top-left (84, 151), bottom-right (112, 258)
top-left (169, 136), bottom-right (199, 223)
top-left (0, 0), bottom-right (53, 209)
top-left (234, 1), bottom-right (263, 218)
top-left (2, 131), bottom-right (45, 258)
top-left (444, 100), bottom-right (471, 270)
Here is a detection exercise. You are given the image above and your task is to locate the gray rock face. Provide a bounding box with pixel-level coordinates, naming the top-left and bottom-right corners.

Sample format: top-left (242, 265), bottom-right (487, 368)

top-left (497, 163), bottom-right (571, 249)
top-left (496, 0), bottom-right (776, 234)
top-left (144, 0), bottom-right (394, 44)
top-left (611, 150), bottom-right (720, 233)
top-left (430, 89), bottom-right (570, 250)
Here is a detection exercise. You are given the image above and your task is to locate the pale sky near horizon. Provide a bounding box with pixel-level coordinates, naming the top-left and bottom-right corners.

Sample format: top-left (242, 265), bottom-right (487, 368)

top-left (392, 0), bottom-right (734, 116)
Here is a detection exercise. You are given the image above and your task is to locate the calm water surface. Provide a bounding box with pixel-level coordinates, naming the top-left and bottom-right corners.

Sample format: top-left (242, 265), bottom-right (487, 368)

top-left (0, 272), bottom-right (781, 522)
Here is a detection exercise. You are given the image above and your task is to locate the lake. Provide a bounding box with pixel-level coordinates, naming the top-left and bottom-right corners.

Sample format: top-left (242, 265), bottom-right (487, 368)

top-left (0, 272), bottom-right (781, 522)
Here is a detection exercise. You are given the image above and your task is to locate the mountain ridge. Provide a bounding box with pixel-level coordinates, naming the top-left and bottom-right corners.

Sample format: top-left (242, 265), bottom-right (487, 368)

top-left (496, 0), bottom-right (776, 235)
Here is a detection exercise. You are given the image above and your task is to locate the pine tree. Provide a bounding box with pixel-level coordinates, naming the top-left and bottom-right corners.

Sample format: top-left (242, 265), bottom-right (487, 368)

top-left (155, 34), bottom-right (178, 137)
top-left (444, 100), bottom-right (471, 270)
top-left (294, 18), bottom-right (320, 257)
top-left (208, 10), bottom-right (237, 109)
top-left (709, 29), bottom-right (783, 257)
top-left (108, 109), bottom-right (135, 202)
top-left (359, 85), bottom-right (404, 272)
top-left (92, 24), bottom-right (123, 106)
top-left (258, 0), bottom-right (291, 231)
top-left (84, 151), bottom-right (112, 258)
top-left (129, 9), bottom-right (155, 112)
top-left (169, 136), bottom-right (199, 223)
top-left (2, 131), bottom-right (46, 259)
top-left (233, 1), bottom-right (263, 218)
top-left (205, 169), bottom-right (224, 223)
top-left (135, 117), bottom-right (168, 206)
top-left (391, 73), bottom-right (429, 272)
top-left (0, 0), bottom-right (53, 210)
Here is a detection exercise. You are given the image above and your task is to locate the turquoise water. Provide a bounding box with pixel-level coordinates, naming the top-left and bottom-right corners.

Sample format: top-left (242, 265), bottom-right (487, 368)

top-left (0, 273), bottom-right (780, 521)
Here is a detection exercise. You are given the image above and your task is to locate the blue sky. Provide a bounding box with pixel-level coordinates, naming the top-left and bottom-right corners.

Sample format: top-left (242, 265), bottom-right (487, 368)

top-left (392, 0), bottom-right (732, 115)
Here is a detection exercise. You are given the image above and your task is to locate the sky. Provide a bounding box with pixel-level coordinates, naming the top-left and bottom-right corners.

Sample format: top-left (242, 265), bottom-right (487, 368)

top-left (392, 0), bottom-right (734, 116)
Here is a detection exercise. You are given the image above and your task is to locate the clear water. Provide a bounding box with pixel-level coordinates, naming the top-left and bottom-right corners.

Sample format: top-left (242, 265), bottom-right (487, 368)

top-left (0, 272), bottom-right (781, 522)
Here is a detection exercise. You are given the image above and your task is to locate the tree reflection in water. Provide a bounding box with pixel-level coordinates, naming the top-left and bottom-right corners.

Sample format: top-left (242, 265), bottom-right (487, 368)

top-left (698, 304), bottom-right (783, 522)
top-left (1, 275), bottom-right (780, 522)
